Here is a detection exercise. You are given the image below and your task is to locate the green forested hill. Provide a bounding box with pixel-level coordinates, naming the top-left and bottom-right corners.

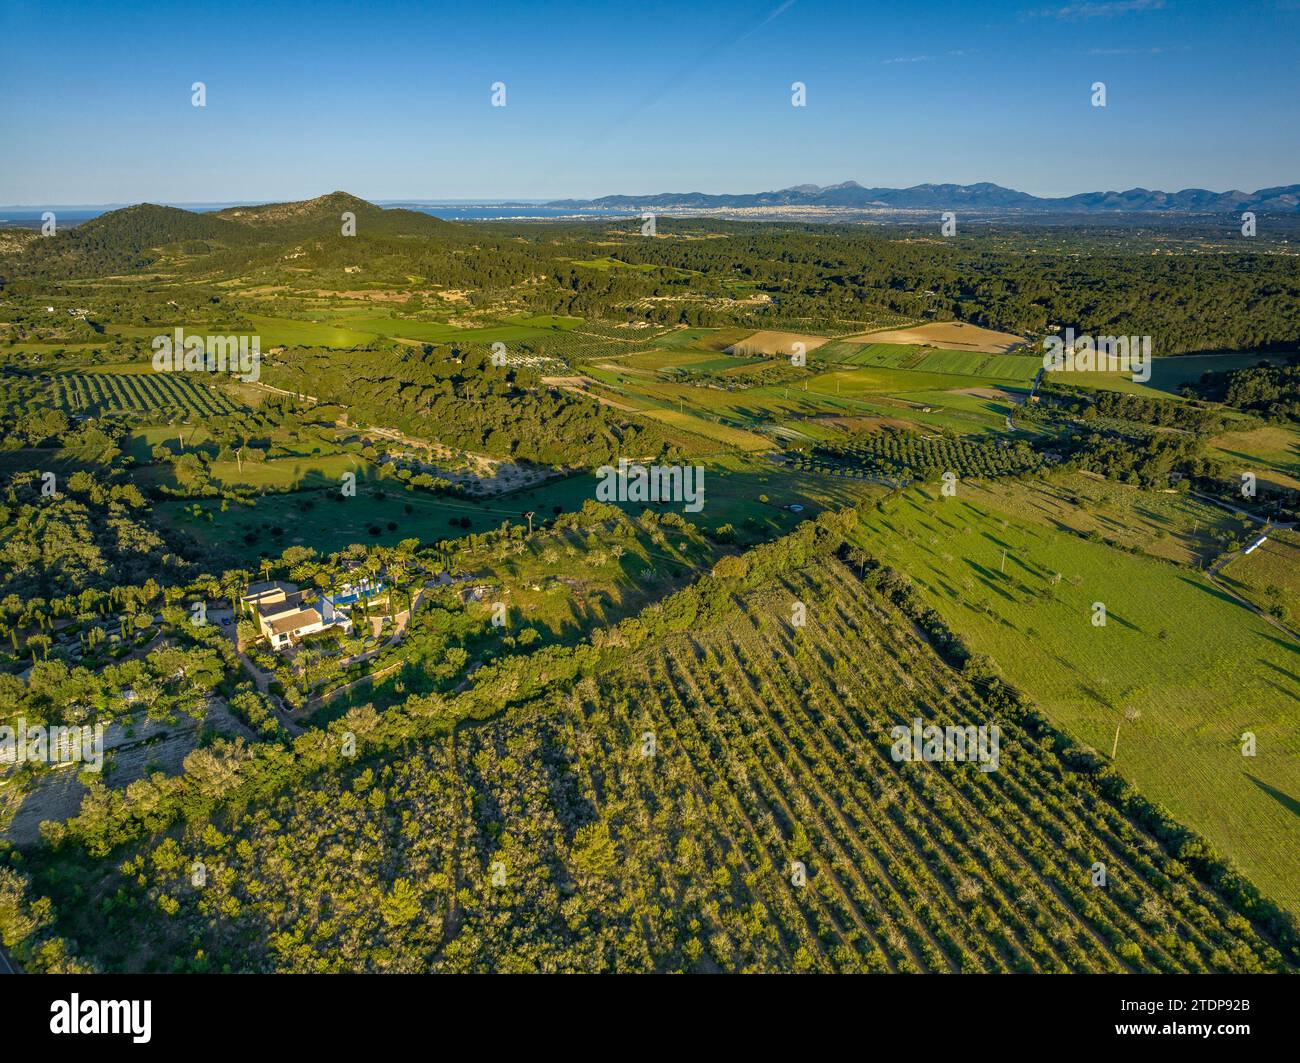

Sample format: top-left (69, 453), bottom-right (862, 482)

top-left (4, 196), bottom-right (1298, 355)
top-left (3, 193), bottom-right (464, 279)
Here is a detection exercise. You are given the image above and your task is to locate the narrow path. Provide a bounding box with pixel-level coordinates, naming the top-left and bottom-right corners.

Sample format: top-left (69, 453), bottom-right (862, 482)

top-left (1190, 490), bottom-right (1297, 529)
top-left (1205, 549), bottom-right (1300, 643)
top-left (300, 660), bottom-right (404, 714)
top-left (235, 650), bottom-right (302, 736)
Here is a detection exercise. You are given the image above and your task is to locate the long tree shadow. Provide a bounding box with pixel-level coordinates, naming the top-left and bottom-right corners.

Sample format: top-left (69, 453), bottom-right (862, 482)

top-left (1176, 574), bottom-right (1248, 611)
top-left (1245, 774), bottom-right (1300, 820)
top-left (1263, 633), bottom-right (1300, 658)
top-left (981, 532), bottom-right (1018, 552)
top-left (1259, 657), bottom-right (1300, 691)
top-left (1099, 607), bottom-right (1142, 633)
top-left (963, 559), bottom-right (1019, 602)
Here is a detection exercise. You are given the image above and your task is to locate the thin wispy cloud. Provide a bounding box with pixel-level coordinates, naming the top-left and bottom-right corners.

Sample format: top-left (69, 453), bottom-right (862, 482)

top-left (531, 0), bottom-right (802, 193)
top-left (882, 48), bottom-right (976, 64)
top-left (755, 0), bottom-right (798, 30)
top-left (1088, 45), bottom-right (1165, 53)
top-left (1033, 0), bottom-right (1167, 19)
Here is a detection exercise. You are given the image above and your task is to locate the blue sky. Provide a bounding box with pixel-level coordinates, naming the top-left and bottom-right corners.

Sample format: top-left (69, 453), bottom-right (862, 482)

top-left (1, 0), bottom-right (1297, 204)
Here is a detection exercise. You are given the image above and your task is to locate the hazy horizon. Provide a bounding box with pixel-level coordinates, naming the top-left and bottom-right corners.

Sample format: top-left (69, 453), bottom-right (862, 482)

top-left (3, 176), bottom-right (1299, 213)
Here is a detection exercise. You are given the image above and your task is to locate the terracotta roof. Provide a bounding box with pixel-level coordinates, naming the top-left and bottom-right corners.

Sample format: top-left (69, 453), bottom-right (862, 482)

top-left (268, 608), bottom-right (321, 636)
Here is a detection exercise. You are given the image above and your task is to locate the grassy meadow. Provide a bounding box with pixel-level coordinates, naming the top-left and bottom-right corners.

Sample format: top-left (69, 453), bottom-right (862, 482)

top-left (850, 483), bottom-right (1300, 911)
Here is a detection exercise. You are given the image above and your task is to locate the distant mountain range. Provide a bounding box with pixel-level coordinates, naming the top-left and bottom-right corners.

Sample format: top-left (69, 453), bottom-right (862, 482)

top-left (546, 181), bottom-right (1300, 214)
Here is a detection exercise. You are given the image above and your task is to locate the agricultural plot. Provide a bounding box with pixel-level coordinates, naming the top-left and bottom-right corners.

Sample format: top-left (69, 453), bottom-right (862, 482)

top-left (902, 389), bottom-right (1022, 426)
top-left (911, 349), bottom-right (1041, 383)
top-left (849, 321), bottom-right (1025, 354)
top-left (507, 314), bottom-right (584, 330)
top-left (652, 326), bottom-right (755, 352)
top-left (1039, 352), bottom-right (1294, 400)
top-left (1216, 529), bottom-right (1300, 619)
top-left (331, 315), bottom-right (553, 346)
top-left (619, 349), bottom-right (763, 374)
top-left (824, 341), bottom-right (921, 368)
top-left (818, 343), bottom-right (1038, 384)
top-left (141, 452), bottom-right (368, 493)
top-left (146, 460), bottom-right (837, 567)
top-left (563, 255), bottom-right (661, 272)
top-left (51, 555), bottom-right (1293, 972)
top-left (949, 474), bottom-right (1241, 566)
top-left (1045, 369), bottom-right (1174, 398)
top-left (807, 429), bottom-right (1044, 482)
top-left (51, 371), bottom-right (246, 417)
top-left (834, 399), bottom-right (1012, 437)
top-left (726, 331), bottom-right (832, 357)
top-left (245, 315), bottom-right (379, 348)
top-left (636, 408), bottom-right (774, 452)
top-left (1209, 424), bottom-right (1300, 490)
top-left (580, 348), bottom-right (1038, 442)
top-left (852, 487), bottom-right (1300, 912)
top-left (149, 474), bottom-right (595, 562)
top-left (804, 366), bottom-right (1013, 399)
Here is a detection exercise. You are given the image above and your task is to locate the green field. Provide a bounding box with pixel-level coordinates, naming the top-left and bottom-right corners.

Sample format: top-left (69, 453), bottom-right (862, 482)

top-left (507, 314), bottom-right (584, 330)
top-left (332, 316), bottom-right (552, 346)
top-left (851, 485), bottom-right (1300, 913)
top-left (945, 473), bottom-right (1242, 566)
top-left (635, 407), bottom-right (775, 451)
top-left (818, 340), bottom-right (918, 366)
top-left (144, 452), bottom-right (366, 492)
top-left (817, 342), bottom-right (1041, 384)
top-left (617, 348), bottom-right (763, 374)
top-left (149, 477), bottom-right (587, 559)
top-left (649, 326), bottom-right (754, 352)
top-left (147, 456), bottom-right (879, 565)
top-left (1209, 423), bottom-right (1300, 490)
top-left (910, 348), bottom-right (1040, 382)
top-left (1217, 529), bottom-right (1300, 618)
top-left (1050, 351), bottom-right (1295, 398)
top-left (246, 315), bottom-right (379, 347)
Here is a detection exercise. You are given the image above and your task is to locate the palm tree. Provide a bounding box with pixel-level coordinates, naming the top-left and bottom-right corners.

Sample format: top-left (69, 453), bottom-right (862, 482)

top-left (221, 569), bottom-right (251, 617)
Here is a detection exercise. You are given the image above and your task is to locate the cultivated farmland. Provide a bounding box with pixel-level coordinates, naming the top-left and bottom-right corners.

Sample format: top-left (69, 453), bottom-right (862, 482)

top-left (852, 486), bottom-right (1300, 911)
top-left (41, 551), bottom-right (1294, 972)
top-left (51, 371), bottom-right (246, 417)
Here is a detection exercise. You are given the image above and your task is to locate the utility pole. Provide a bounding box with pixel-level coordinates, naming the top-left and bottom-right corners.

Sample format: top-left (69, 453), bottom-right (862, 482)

top-left (1000, 550), bottom-right (1006, 574)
